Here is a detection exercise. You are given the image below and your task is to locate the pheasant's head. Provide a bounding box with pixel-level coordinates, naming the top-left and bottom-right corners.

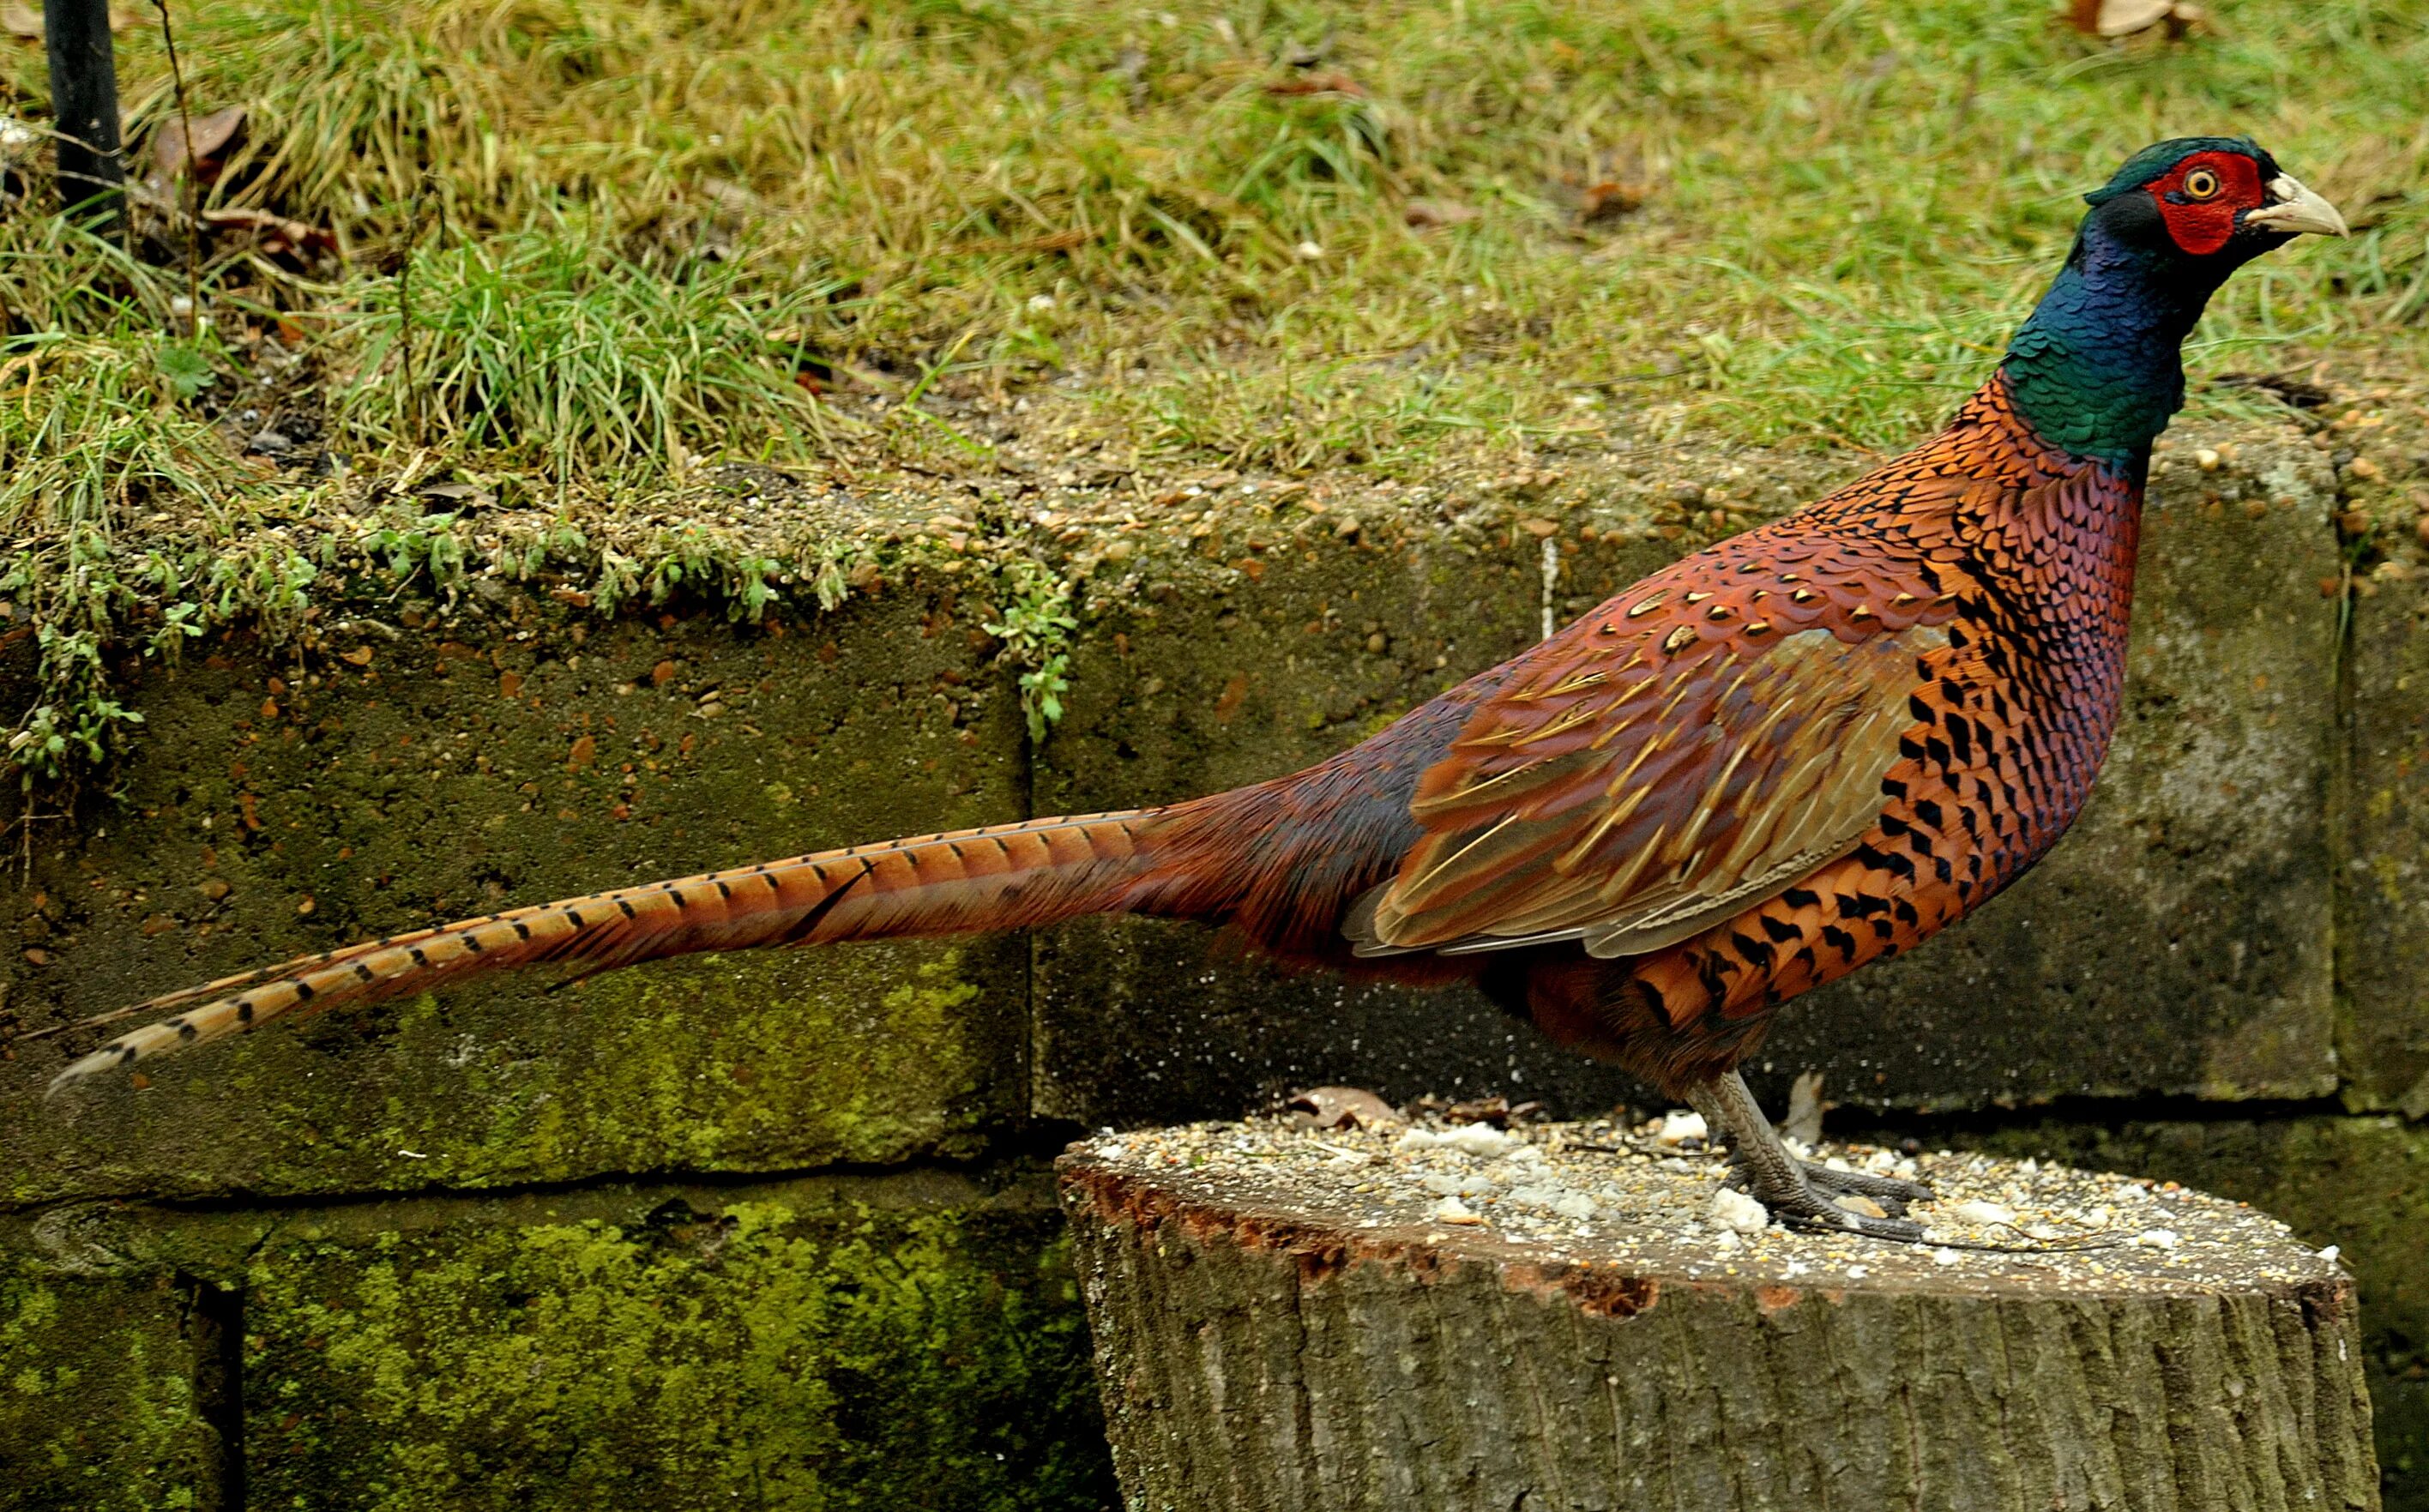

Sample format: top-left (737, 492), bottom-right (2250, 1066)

top-left (2082, 137), bottom-right (2347, 269)
top-left (2002, 138), bottom-right (2347, 465)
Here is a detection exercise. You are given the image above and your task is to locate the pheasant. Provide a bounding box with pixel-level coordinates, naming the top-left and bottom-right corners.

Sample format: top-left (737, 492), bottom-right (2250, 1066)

top-left (25, 139), bottom-right (2346, 1241)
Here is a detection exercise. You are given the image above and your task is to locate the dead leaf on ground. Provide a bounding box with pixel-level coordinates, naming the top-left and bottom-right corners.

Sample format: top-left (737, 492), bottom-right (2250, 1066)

top-left (417, 480), bottom-right (497, 509)
top-left (1443, 1094), bottom-right (1544, 1128)
top-left (1008, 228), bottom-right (1088, 254)
top-left (1404, 198), bottom-right (1479, 230)
top-left (153, 103), bottom-right (245, 180)
top-left (200, 207), bottom-right (336, 260)
top-left (1264, 69), bottom-right (1364, 98)
top-left (1577, 179), bottom-right (1649, 226)
top-left (2069, 0), bottom-right (2207, 37)
top-left (1287, 1086), bottom-right (1403, 1130)
top-left (0, 3), bottom-right (39, 39)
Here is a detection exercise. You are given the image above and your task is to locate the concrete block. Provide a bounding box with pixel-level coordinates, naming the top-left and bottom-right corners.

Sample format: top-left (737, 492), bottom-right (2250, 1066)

top-left (2341, 576), bottom-right (2429, 1116)
top-left (2, 575), bottom-right (1027, 1204)
top-left (228, 1169), bottom-right (1105, 1511)
top-left (0, 1221), bottom-right (224, 1510)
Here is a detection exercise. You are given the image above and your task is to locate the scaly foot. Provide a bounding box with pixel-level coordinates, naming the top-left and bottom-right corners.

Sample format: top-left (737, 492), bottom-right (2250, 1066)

top-left (1686, 1069), bottom-right (1938, 1244)
top-left (1722, 1157), bottom-right (1934, 1215)
top-left (1748, 1172), bottom-right (1929, 1243)
top-left (1793, 1160), bottom-right (1936, 1214)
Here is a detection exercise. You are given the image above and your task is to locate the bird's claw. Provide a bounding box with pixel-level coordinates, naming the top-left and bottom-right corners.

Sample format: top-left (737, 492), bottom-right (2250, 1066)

top-left (1726, 1158), bottom-right (1935, 1218)
top-left (1768, 1193), bottom-right (1931, 1244)
top-left (1797, 1161), bottom-right (1936, 1213)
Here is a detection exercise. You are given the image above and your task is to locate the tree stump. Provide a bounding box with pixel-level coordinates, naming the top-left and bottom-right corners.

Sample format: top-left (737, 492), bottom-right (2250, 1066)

top-left (1058, 1112), bottom-right (2378, 1512)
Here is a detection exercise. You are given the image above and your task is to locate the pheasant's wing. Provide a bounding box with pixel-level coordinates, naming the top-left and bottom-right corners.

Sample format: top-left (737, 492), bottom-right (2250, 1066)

top-left (1347, 578), bottom-right (1950, 959)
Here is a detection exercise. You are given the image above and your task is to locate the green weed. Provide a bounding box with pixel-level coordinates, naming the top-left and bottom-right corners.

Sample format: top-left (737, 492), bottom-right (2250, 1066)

top-left (985, 557), bottom-right (1079, 744)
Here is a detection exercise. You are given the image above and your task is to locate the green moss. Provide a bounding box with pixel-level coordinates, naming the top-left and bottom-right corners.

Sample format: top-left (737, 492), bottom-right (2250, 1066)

top-left (241, 1185), bottom-right (1108, 1511)
top-left (0, 1261), bottom-right (214, 1510)
top-left (3, 576), bottom-right (1028, 1205)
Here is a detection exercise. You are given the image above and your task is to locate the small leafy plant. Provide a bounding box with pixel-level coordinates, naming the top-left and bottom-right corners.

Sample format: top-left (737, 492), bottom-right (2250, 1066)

top-left (985, 557), bottom-right (1079, 744)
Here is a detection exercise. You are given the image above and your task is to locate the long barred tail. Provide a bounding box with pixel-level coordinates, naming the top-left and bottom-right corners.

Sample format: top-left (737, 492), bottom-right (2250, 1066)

top-left (36, 810), bottom-right (1175, 1093)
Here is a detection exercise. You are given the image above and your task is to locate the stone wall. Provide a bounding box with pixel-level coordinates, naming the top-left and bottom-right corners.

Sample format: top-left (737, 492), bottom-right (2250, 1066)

top-left (3, 417), bottom-right (2425, 1508)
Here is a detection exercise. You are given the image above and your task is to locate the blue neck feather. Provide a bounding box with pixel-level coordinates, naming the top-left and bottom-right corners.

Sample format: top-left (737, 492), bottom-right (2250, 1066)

top-left (2000, 215), bottom-right (2230, 472)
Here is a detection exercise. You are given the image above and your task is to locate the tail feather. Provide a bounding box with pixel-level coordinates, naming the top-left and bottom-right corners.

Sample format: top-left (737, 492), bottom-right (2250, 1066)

top-left (40, 810), bottom-right (1164, 1093)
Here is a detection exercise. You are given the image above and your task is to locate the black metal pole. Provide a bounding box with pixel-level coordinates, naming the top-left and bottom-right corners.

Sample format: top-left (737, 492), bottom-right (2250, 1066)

top-left (44, 0), bottom-right (124, 231)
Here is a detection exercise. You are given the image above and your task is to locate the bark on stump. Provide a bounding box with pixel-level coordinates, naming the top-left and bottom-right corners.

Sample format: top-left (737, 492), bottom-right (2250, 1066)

top-left (1058, 1118), bottom-right (2378, 1512)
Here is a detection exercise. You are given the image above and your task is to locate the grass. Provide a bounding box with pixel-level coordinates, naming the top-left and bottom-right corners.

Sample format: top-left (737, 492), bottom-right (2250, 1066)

top-left (1, 0), bottom-right (2426, 786)
top-left (334, 220), bottom-right (854, 478)
top-left (21, 0), bottom-right (2428, 469)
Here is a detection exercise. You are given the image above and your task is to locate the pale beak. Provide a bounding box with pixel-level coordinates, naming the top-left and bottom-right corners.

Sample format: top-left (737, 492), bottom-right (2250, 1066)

top-left (2245, 174), bottom-right (2349, 238)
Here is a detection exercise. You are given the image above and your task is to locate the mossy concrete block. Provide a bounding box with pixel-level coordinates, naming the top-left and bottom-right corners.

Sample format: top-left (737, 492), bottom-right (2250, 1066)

top-left (1, 575), bottom-right (1026, 1205)
top-left (0, 1165), bottom-right (1109, 1511)
top-left (1033, 431), bottom-right (2340, 1123)
top-left (0, 1234), bottom-right (223, 1510)
top-left (2342, 576), bottom-right (2429, 1116)
top-left (227, 1169), bottom-right (1106, 1511)
top-left (1943, 1111), bottom-right (2428, 1511)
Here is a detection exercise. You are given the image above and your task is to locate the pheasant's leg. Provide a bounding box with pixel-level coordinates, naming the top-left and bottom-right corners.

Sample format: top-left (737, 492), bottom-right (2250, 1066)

top-left (1692, 1072), bottom-right (1933, 1210)
top-left (1685, 1070), bottom-right (1930, 1243)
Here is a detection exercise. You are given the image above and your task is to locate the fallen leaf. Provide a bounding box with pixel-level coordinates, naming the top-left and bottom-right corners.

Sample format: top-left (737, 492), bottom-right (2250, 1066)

top-left (0, 3), bottom-right (39, 39)
top-left (199, 207), bottom-right (337, 261)
top-left (1577, 179), bottom-right (1648, 226)
top-left (1403, 198), bottom-right (1478, 230)
top-left (1264, 69), bottom-right (1363, 97)
top-left (415, 479), bottom-right (495, 509)
top-left (339, 645), bottom-right (373, 666)
top-left (1287, 1086), bottom-right (1402, 1130)
top-left (2070, 0), bottom-right (2204, 36)
top-left (1443, 1094), bottom-right (1543, 1128)
top-left (153, 103), bottom-right (245, 179)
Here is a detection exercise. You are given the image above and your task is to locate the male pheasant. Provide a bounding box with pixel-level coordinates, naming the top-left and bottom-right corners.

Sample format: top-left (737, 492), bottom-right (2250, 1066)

top-left (27, 139), bottom-right (2347, 1241)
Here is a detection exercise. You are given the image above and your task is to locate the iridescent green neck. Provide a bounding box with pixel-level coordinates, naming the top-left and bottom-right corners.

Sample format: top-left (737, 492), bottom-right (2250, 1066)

top-left (2000, 219), bottom-right (2230, 470)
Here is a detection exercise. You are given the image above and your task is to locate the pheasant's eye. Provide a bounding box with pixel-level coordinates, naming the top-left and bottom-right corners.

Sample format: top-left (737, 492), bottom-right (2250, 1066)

top-left (2182, 168), bottom-right (2221, 201)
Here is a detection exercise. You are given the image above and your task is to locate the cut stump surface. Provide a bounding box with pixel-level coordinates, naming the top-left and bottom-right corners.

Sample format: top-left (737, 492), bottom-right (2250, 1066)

top-left (1058, 1114), bottom-right (2378, 1512)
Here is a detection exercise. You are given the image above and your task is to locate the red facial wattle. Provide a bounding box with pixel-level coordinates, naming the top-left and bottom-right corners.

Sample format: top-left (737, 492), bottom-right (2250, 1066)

top-left (2146, 151), bottom-right (2264, 256)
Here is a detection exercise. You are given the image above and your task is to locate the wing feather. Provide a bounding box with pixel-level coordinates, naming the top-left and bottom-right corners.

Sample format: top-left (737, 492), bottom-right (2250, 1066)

top-left (1350, 617), bottom-right (1948, 961)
